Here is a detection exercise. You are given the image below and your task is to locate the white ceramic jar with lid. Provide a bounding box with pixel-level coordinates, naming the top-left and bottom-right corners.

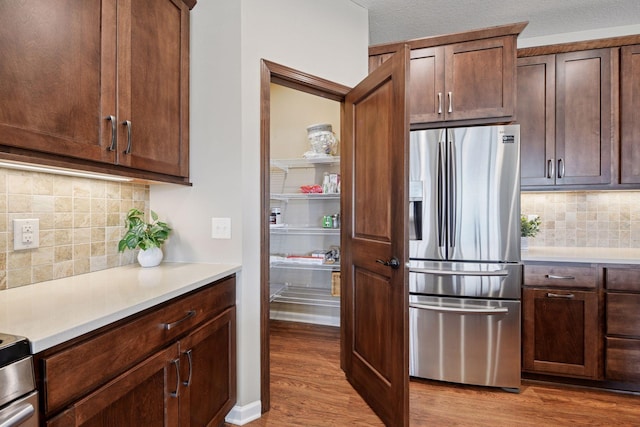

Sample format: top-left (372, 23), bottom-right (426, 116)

top-left (305, 123), bottom-right (338, 157)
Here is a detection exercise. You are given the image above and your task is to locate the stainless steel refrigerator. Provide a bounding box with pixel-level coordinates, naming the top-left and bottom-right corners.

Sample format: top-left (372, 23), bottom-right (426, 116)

top-left (408, 125), bottom-right (522, 390)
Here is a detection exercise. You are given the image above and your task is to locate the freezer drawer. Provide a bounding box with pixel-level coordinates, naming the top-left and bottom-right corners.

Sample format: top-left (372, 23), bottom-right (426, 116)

top-left (409, 295), bottom-right (521, 389)
top-left (409, 261), bottom-right (522, 299)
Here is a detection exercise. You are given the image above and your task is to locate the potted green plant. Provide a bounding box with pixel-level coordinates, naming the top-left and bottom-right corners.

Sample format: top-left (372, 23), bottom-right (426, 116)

top-left (521, 214), bottom-right (541, 250)
top-left (118, 208), bottom-right (172, 267)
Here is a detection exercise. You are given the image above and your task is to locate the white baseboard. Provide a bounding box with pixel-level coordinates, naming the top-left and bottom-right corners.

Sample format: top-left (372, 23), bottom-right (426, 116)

top-left (225, 400), bottom-right (262, 426)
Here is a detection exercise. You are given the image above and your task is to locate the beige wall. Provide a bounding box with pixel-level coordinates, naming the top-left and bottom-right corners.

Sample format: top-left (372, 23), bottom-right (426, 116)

top-left (521, 191), bottom-right (640, 248)
top-left (0, 168), bottom-right (149, 290)
top-left (270, 83), bottom-right (341, 159)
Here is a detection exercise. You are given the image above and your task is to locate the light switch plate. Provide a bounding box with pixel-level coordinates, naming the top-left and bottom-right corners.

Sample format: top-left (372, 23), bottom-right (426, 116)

top-left (212, 217), bottom-right (231, 239)
top-left (14, 218), bottom-right (40, 250)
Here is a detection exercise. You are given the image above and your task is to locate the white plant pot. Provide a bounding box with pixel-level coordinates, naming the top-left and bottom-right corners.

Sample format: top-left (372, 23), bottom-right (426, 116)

top-left (521, 237), bottom-right (529, 251)
top-left (137, 247), bottom-right (163, 268)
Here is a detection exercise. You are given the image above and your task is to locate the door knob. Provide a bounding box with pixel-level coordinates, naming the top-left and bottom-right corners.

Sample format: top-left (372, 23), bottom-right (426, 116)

top-left (376, 257), bottom-right (400, 269)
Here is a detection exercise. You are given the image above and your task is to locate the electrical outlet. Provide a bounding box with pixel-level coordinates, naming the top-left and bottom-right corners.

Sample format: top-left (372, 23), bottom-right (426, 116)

top-left (14, 218), bottom-right (40, 250)
top-left (211, 217), bottom-right (231, 239)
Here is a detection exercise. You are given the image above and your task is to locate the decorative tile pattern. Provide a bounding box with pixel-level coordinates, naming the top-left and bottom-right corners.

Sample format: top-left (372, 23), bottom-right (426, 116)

top-left (0, 169), bottom-right (148, 289)
top-left (521, 192), bottom-right (640, 248)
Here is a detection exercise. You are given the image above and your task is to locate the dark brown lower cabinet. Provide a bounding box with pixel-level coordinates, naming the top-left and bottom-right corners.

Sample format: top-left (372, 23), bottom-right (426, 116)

top-left (523, 287), bottom-right (600, 379)
top-left (179, 307), bottom-right (237, 427)
top-left (605, 268), bottom-right (640, 383)
top-left (39, 276), bottom-right (237, 427)
top-left (47, 345), bottom-right (180, 427)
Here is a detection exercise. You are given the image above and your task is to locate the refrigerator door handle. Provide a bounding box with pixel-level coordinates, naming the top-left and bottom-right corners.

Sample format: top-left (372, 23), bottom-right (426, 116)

top-left (437, 139), bottom-right (445, 247)
top-left (448, 133), bottom-right (456, 247)
top-left (409, 267), bottom-right (509, 277)
top-left (410, 302), bottom-right (509, 315)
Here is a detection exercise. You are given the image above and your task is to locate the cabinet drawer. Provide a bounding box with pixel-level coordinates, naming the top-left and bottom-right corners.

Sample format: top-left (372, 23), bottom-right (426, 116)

top-left (41, 276), bottom-right (235, 415)
top-left (605, 268), bottom-right (640, 292)
top-left (524, 264), bottom-right (597, 289)
top-left (606, 337), bottom-right (640, 383)
top-left (607, 293), bottom-right (640, 338)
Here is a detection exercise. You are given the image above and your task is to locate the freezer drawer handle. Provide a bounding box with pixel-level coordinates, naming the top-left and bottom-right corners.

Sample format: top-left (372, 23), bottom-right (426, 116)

top-left (546, 292), bottom-right (575, 299)
top-left (376, 257), bottom-right (400, 269)
top-left (0, 401), bottom-right (35, 427)
top-left (410, 302), bottom-right (509, 314)
top-left (409, 267), bottom-right (508, 277)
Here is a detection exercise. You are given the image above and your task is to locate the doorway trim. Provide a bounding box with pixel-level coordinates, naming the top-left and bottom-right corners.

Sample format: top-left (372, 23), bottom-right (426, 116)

top-left (260, 59), bottom-right (350, 412)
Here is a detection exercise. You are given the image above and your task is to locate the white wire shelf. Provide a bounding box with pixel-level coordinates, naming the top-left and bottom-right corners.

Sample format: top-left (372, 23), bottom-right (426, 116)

top-left (270, 226), bottom-right (340, 235)
top-left (270, 261), bottom-right (340, 272)
top-left (270, 284), bottom-right (340, 308)
top-left (270, 193), bottom-right (340, 201)
top-left (271, 157), bottom-right (340, 172)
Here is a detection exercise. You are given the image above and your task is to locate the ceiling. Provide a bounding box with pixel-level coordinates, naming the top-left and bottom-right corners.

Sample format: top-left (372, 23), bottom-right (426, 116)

top-left (353, 0), bottom-right (640, 46)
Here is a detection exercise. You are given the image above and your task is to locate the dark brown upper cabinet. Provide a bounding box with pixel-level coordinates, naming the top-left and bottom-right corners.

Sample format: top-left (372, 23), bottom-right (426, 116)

top-left (369, 22), bottom-right (526, 128)
top-left (517, 47), bottom-right (616, 190)
top-left (0, 0), bottom-right (192, 183)
top-left (517, 55), bottom-right (556, 187)
top-left (409, 37), bottom-right (516, 125)
top-left (621, 44), bottom-right (640, 184)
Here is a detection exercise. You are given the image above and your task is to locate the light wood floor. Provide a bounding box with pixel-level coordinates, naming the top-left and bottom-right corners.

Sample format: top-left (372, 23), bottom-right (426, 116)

top-left (236, 321), bottom-right (640, 426)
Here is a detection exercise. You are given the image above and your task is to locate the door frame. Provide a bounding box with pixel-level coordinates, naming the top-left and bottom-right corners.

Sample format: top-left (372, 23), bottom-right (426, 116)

top-left (259, 59), bottom-right (350, 412)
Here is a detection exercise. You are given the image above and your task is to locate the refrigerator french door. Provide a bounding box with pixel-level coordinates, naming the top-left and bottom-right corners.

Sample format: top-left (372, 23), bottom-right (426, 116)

top-left (408, 125), bottom-right (522, 390)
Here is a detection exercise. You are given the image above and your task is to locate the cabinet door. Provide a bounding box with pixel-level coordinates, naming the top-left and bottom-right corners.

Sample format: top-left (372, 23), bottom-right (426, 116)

top-left (517, 55), bottom-right (556, 187)
top-left (409, 47), bottom-right (445, 124)
top-left (0, 0), bottom-right (117, 164)
top-left (555, 49), bottom-right (613, 186)
top-left (523, 288), bottom-right (600, 379)
top-left (46, 344), bottom-right (180, 427)
top-left (116, 0), bottom-right (189, 177)
top-left (443, 37), bottom-right (516, 122)
top-left (179, 307), bottom-right (236, 427)
top-left (621, 44), bottom-right (640, 184)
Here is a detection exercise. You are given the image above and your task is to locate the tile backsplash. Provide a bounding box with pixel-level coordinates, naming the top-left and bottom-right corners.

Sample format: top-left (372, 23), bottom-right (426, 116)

top-left (0, 169), bottom-right (149, 290)
top-left (521, 191), bottom-right (640, 248)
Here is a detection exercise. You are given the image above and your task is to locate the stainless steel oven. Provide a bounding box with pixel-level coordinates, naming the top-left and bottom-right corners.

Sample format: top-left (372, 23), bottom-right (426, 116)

top-left (0, 334), bottom-right (38, 427)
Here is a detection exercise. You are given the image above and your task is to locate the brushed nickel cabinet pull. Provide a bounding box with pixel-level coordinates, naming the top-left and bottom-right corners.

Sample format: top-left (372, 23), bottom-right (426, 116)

top-left (447, 91), bottom-right (453, 113)
top-left (558, 158), bottom-right (565, 178)
top-left (546, 274), bottom-right (575, 280)
top-left (437, 92), bottom-right (442, 114)
top-left (546, 292), bottom-right (575, 299)
top-left (122, 120), bottom-right (132, 154)
top-left (170, 358), bottom-right (180, 397)
top-left (106, 115), bottom-right (117, 151)
top-left (164, 310), bottom-right (196, 330)
top-left (183, 349), bottom-right (193, 387)
top-left (547, 158), bottom-right (554, 179)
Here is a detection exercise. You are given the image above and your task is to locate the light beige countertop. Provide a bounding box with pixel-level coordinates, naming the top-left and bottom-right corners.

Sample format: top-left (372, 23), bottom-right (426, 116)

top-left (0, 262), bottom-right (241, 353)
top-left (522, 247), bottom-right (640, 265)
